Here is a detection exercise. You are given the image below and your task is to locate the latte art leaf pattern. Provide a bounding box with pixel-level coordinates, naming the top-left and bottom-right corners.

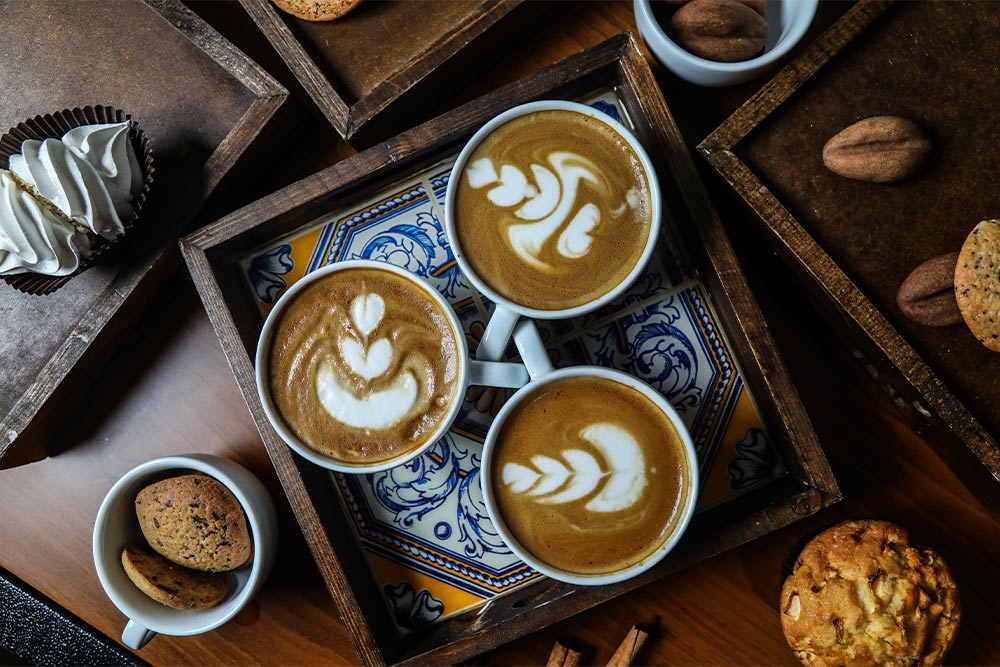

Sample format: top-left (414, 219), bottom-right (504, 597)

top-left (467, 153), bottom-right (638, 269)
top-left (500, 422), bottom-right (648, 512)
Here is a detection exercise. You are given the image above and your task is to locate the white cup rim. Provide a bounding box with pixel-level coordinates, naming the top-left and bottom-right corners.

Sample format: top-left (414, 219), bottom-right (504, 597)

top-left (444, 99), bottom-right (663, 320)
top-left (92, 454), bottom-right (274, 637)
top-left (480, 366), bottom-right (699, 586)
top-left (254, 259), bottom-right (471, 474)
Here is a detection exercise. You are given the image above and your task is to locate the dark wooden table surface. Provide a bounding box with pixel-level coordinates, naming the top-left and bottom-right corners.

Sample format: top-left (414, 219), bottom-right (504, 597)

top-left (1, 2), bottom-right (998, 665)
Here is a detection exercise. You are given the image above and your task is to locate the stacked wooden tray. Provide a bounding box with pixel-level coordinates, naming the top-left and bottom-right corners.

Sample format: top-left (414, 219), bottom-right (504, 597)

top-left (700, 1), bottom-right (1000, 482)
top-left (181, 34), bottom-right (838, 666)
top-left (0, 0), bottom-right (288, 469)
top-left (241, 0), bottom-right (522, 139)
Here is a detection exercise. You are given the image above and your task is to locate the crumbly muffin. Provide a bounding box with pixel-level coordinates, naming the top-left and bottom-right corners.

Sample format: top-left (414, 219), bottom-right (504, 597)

top-left (780, 520), bottom-right (960, 667)
top-left (121, 542), bottom-right (228, 610)
top-left (135, 474), bottom-right (251, 572)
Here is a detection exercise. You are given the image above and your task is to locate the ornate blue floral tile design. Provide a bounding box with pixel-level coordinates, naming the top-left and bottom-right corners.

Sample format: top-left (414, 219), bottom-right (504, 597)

top-left (333, 434), bottom-right (538, 599)
top-left (246, 244), bottom-right (293, 304)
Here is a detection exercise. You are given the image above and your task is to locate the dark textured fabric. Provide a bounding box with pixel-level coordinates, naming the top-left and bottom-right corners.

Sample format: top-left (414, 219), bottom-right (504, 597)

top-left (0, 569), bottom-right (143, 666)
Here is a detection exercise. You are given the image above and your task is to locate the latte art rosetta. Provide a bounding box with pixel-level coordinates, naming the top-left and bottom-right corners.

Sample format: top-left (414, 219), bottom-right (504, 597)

top-left (491, 376), bottom-right (689, 575)
top-left (455, 109), bottom-right (653, 311)
top-left (465, 153), bottom-right (642, 270)
top-left (501, 422), bottom-right (648, 512)
top-left (267, 268), bottom-right (459, 465)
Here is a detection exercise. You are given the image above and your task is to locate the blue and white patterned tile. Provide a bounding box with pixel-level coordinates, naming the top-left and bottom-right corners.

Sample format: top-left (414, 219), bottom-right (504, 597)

top-left (317, 178), bottom-right (472, 305)
top-left (332, 433), bottom-right (538, 598)
top-left (244, 243), bottom-right (294, 306)
top-left (575, 282), bottom-right (737, 474)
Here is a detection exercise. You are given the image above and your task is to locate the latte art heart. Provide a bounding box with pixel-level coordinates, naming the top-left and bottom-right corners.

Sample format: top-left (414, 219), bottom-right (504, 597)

top-left (267, 269), bottom-right (460, 465)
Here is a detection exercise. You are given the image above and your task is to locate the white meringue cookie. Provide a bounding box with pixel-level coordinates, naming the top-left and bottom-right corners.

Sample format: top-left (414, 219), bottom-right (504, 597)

top-left (0, 170), bottom-right (92, 276)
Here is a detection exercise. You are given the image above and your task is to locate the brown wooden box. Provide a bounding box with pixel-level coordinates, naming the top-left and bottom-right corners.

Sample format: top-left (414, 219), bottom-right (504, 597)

top-left (240, 0), bottom-right (521, 140)
top-left (699, 1), bottom-right (1000, 483)
top-left (0, 0), bottom-right (288, 469)
top-left (180, 34), bottom-right (839, 666)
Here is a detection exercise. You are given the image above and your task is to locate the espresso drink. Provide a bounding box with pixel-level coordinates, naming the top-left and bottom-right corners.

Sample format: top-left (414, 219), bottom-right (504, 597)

top-left (491, 376), bottom-right (690, 575)
top-left (267, 267), bottom-right (460, 465)
top-left (454, 109), bottom-right (653, 310)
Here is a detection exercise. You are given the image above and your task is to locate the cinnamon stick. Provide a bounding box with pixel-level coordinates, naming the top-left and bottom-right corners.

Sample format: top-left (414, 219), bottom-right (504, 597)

top-left (546, 641), bottom-right (568, 667)
top-left (605, 626), bottom-right (649, 667)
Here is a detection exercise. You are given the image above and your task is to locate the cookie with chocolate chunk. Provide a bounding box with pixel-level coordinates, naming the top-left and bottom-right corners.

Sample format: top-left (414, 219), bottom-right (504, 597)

top-left (780, 520), bottom-right (959, 667)
top-left (121, 542), bottom-right (228, 610)
top-left (271, 0), bottom-right (362, 21)
top-left (955, 219), bottom-right (1000, 351)
top-left (135, 474), bottom-right (251, 572)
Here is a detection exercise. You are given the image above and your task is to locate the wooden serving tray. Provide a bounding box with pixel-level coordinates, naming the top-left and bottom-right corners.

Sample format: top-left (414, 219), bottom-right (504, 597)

top-left (700, 1), bottom-right (1000, 483)
top-left (241, 0), bottom-right (521, 140)
top-left (180, 34), bottom-right (838, 666)
top-left (0, 0), bottom-right (288, 469)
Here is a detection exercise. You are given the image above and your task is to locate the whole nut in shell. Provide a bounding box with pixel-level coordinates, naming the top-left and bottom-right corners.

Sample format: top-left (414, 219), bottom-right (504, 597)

top-left (668, 0), bottom-right (769, 63)
top-left (897, 252), bottom-right (963, 327)
top-left (823, 116), bottom-right (931, 183)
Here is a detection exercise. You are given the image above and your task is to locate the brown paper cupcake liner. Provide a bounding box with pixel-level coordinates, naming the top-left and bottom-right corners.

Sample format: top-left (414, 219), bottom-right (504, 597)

top-left (0, 105), bottom-right (155, 295)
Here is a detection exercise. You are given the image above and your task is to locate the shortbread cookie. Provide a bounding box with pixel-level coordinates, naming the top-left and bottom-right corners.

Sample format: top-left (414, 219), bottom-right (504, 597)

top-left (955, 219), bottom-right (1000, 351)
top-left (271, 0), bottom-right (361, 21)
top-left (135, 474), bottom-right (251, 572)
top-left (121, 542), bottom-right (228, 610)
top-left (780, 520), bottom-right (959, 667)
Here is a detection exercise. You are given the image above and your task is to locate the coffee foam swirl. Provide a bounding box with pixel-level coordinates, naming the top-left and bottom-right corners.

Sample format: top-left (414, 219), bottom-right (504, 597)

top-left (501, 422), bottom-right (648, 512)
top-left (491, 376), bottom-right (689, 575)
top-left (455, 110), bottom-right (653, 311)
top-left (268, 269), bottom-right (459, 465)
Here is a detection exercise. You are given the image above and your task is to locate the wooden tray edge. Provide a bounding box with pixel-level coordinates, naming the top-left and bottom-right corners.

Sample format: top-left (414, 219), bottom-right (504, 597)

top-left (239, 0), bottom-right (522, 139)
top-left (0, 0), bottom-right (290, 468)
top-left (697, 2), bottom-right (1000, 483)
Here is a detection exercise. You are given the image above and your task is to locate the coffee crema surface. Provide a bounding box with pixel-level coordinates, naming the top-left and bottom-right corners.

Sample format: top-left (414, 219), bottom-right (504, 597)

top-left (454, 109), bottom-right (653, 310)
top-left (267, 267), bottom-right (460, 465)
top-left (491, 376), bottom-right (690, 575)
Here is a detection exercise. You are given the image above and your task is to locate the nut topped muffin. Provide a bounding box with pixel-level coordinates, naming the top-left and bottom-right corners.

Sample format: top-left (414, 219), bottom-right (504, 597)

top-left (780, 520), bottom-right (960, 667)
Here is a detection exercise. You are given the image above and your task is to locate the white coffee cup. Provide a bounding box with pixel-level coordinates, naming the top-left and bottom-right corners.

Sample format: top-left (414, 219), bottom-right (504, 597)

top-left (444, 100), bottom-right (663, 361)
top-left (93, 454), bottom-right (279, 649)
top-left (255, 260), bottom-right (530, 474)
top-left (480, 321), bottom-right (699, 586)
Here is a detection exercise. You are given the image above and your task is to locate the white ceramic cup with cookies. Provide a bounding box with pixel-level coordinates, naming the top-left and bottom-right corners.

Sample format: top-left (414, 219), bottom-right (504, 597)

top-left (93, 454), bottom-right (278, 649)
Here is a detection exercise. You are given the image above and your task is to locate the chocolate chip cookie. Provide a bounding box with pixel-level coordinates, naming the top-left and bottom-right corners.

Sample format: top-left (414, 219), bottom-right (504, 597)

top-left (135, 474), bottom-right (251, 572)
top-left (780, 520), bottom-right (959, 667)
top-left (121, 542), bottom-right (228, 610)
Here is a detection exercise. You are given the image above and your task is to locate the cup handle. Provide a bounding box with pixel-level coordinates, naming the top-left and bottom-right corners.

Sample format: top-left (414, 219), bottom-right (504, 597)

top-left (122, 619), bottom-right (156, 650)
top-left (513, 320), bottom-right (554, 381)
top-left (468, 359), bottom-right (529, 389)
top-left (476, 306), bottom-right (520, 361)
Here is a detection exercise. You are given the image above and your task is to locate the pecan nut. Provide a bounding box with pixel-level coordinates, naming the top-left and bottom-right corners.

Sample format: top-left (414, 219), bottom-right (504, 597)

top-left (897, 252), bottom-right (962, 327)
top-left (823, 116), bottom-right (931, 183)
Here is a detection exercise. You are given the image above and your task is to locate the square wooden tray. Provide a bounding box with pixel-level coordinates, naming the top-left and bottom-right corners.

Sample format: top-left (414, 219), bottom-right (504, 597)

top-left (180, 34), bottom-right (839, 666)
top-left (240, 0), bottom-right (521, 140)
top-left (0, 0), bottom-right (288, 469)
top-left (699, 1), bottom-right (1000, 483)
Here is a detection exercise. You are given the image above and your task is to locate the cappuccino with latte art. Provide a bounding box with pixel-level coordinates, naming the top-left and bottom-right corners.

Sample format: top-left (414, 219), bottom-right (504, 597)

top-left (454, 109), bottom-right (654, 311)
top-left (266, 266), bottom-right (461, 465)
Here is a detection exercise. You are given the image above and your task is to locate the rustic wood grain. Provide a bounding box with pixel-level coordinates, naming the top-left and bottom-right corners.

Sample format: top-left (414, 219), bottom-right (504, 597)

top-left (698, 1), bottom-right (1000, 483)
top-left (1, 2), bottom-right (998, 666)
top-left (240, 0), bottom-right (521, 139)
top-left (0, 0), bottom-right (289, 470)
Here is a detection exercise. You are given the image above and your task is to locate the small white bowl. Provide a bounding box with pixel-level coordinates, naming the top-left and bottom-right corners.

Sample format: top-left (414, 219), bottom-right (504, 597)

top-left (93, 454), bottom-right (278, 649)
top-left (634, 0), bottom-right (818, 87)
